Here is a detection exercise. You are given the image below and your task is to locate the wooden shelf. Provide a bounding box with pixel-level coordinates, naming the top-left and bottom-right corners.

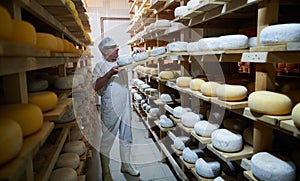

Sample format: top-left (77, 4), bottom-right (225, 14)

top-left (280, 120), bottom-right (300, 138)
top-left (177, 123), bottom-right (194, 134)
top-left (154, 120), bottom-right (176, 132)
top-left (169, 115), bottom-right (181, 123)
top-left (0, 41), bottom-right (50, 57)
top-left (207, 144), bottom-right (253, 162)
top-left (54, 120), bottom-right (77, 129)
top-left (0, 122), bottom-right (54, 181)
top-left (191, 168), bottom-right (237, 181)
top-left (210, 97), bottom-right (248, 110)
top-left (243, 170), bottom-right (258, 181)
top-left (241, 51), bottom-right (300, 63)
top-left (149, 0), bottom-right (166, 9)
top-left (43, 98), bottom-right (73, 122)
top-left (191, 131), bottom-right (212, 144)
top-left (179, 156), bottom-right (195, 170)
top-left (170, 144), bottom-right (182, 156)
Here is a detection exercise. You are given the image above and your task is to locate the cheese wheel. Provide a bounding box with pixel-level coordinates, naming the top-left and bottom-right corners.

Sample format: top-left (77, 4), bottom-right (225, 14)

top-left (63, 141), bottom-right (86, 155)
top-left (194, 121), bottom-right (219, 137)
top-left (167, 41), bottom-right (188, 52)
top-left (251, 152), bottom-right (296, 181)
top-left (173, 106), bottom-right (192, 118)
top-left (12, 20), bottom-right (36, 46)
top-left (54, 75), bottom-right (78, 90)
top-left (182, 147), bottom-right (198, 163)
top-left (28, 91), bottom-right (58, 112)
top-left (151, 47), bottom-right (166, 56)
top-left (187, 42), bottom-right (200, 52)
top-left (248, 37), bottom-right (257, 47)
top-left (49, 168), bottom-right (77, 181)
top-left (190, 78), bottom-right (206, 91)
top-left (56, 104), bottom-right (75, 124)
top-left (117, 54), bottom-right (133, 66)
top-left (159, 71), bottom-right (174, 80)
top-left (36, 32), bottom-right (57, 51)
top-left (198, 37), bottom-right (221, 51)
top-left (243, 127), bottom-right (253, 145)
top-left (292, 103), bottom-right (300, 128)
top-left (55, 153), bottom-right (80, 169)
top-left (0, 6), bottom-right (13, 40)
top-left (132, 51), bottom-right (148, 62)
top-left (150, 68), bottom-right (158, 75)
top-left (195, 158), bottom-right (221, 178)
top-left (70, 127), bottom-right (83, 141)
top-left (176, 77), bottom-right (192, 87)
top-left (211, 129), bottom-right (243, 152)
top-left (63, 39), bottom-right (70, 52)
top-left (55, 37), bottom-right (64, 52)
top-left (0, 118), bottom-right (23, 165)
top-left (174, 137), bottom-right (185, 150)
top-left (160, 93), bottom-right (172, 102)
top-left (155, 19), bottom-right (171, 27)
top-left (187, 0), bottom-right (200, 10)
top-left (219, 35), bottom-right (249, 50)
top-left (149, 108), bottom-right (160, 117)
top-left (181, 112), bottom-right (201, 128)
top-left (201, 82), bottom-right (220, 97)
top-left (216, 84), bottom-right (248, 101)
top-left (160, 116), bottom-right (174, 128)
top-left (248, 91), bottom-right (293, 115)
top-left (0, 104), bottom-right (43, 136)
top-left (28, 79), bottom-right (48, 92)
top-left (174, 6), bottom-right (188, 17)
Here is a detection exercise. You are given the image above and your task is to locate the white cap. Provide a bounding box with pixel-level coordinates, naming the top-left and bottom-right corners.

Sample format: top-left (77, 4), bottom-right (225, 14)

top-left (98, 37), bottom-right (117, 50)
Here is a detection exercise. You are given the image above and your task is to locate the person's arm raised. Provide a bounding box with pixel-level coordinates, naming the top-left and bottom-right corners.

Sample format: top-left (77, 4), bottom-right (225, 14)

top-left (94, 66), bottom-right (119, 91)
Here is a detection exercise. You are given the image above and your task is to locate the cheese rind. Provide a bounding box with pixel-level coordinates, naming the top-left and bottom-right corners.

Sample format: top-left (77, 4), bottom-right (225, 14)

top-left (211, 129), bottom-right (243, 152)
top-left (174, 137), bottom-right (185, 150)
top-left (63, 141), bottom-right (86, 155)
top-left (36, 32), bottom-right (58, 51)
top-left (55, 153), bottom-right (80, 169)
top-left (28, 91), bottom-right (58, 112)
top-left (194, 121), bottom-right (219, 137)
top-left (195, 158), bottom-right (221, 178)
top-left (190, 78), bottom-right (206, 91)
top-left (181, 112), bottom-right (201, 128)
top-left (216, 84), bottom-right (248, 101)
top-left (176, 77), bottom-right (192, 87)
top-left (219, 35), bottom-right (249, 50)
top-left (174, 6), bottom-right (188, 17)
top-left (50, 168), bottom-right (78, 181)
top-left (167, 41), bottom-right (188, 52)
top-left (159, 71), bottom-right (174, 80)
top-left (0, 6), bottom-right (13, 41)
top-left (182, 147), bottom-right (198, 163)
top-left (201, 82), bottom-right (220, 97)
top-left (12, 20), bottom-right (36, 46)
top-left (292, 103), bottom-right (300, 128)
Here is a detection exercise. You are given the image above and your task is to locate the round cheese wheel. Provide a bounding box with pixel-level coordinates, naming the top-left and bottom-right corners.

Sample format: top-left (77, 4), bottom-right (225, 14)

top-left (0, 104), bottom-right (43, 136)
top-left (243, 127), bottom-right (253, 145)
top-left (28, 91), bottom-right (58, 112)
top-left (187, 0), bottom-right (200, 10)
top-left (248, 91), bottom-right (293, 115)
top-left (63, 141), bottom-right (86, 155)
top-left (173, 106), bottom-right (192, 118)
top-left (56, 105), bottom-right (75, 124)
top-left (12, 20), bottom-right (36, 46)
top-left (150, 68), bottom-right (158, 75)
top-left (260, 23), bottom-right (300, 45)
top-left (54, 75), bottom-right (79, 90)
top-left (28, 79), bottom-right (48, 92)
top-left (36, 32), bottom-right (58, 51)
top-left (117, 54), bottom-right (133, 66)
top-left (167, 41), bottom-right (188, 52)
top-left (190, 78), bottom-right (206, 91)
top-left (0, 6), bottom-right (13, 41)
top-left (195, 158), bottom-right (221, 178)
top-left (151, 47), bottom-right (165, 56)
top-left (176, 77), bottom-right (192, 87)
top-left (198, 37), bottom-right (221, 51)
top-left (0, 118), bottom-right (23, 165)
top-left (149, 108), bottom-right (160, 117)
top-left (159, 71), bottom-right (174, 80)
top-left (248, 37), bottom-right (257, 47)
top-left (211, 129), bottom-right (243, 152)
top-left (222, 118), bottom-right (249, 133)
top-left (63, 39), bottom-right (70, 52)
top-left (55, 153), bottom-right (80, 169)
top-left (160, 115), bottom-right (174, 128)
top-left (219, 34), bottom-right (249, 50)
top-left (183, 147), bottom-right (198, 163)
top-left (70, 127), bottom-right (83, 141)
top-left (174, 137), bottom-right (185, 150)
top-left (174, 6), bottom-right (188, 17)
top-left (201, 82), bottom-right (221, 97)
top-left (216, 84), bottom-right (248, 101)
top-left (132, 51), bottom-right (148, 62)
top-left (187, 42), bottom-right (200, 52)
top-left (49, 168), bottom-right (77, 181)
top-left (251, 152), bottom-right (296, 181)
top-left (181, 112), bottom-right (201, 128)
top-left (55, 37), bottom-right (64, 52)
top-left (194, 121), bottom-right (219, 137)
top-left (160, 93), bottom-right (172, 102)
top-left (292, 103), bottom-right (300, 128)
top-left (155, 19), bottom-right (171, 27)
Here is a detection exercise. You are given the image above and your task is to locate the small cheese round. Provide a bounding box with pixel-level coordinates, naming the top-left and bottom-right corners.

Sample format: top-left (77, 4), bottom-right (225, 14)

top-left (292, 103), bottom-right (300, 128)
top-left (248, 91), bottom-right (293, 115)
top-left (201, 82), bottom-right (221, 97)
top-left (174, 6), bottom-right (188, 17)
top-left (190, 78), bottom-right (206, 91)
top-left (28, 91), bottom-right (58, 112)
top-left (216, 84), bottom-right (248, 101)
top-left (28, 79), bottom-right (48, 92)
top-left (176, 77), bottom-right (192, 87)
top-left (0, 118), bottom-right (23, 165)
top-left (181, 112), bottom-right (201, 128)
top-left (160, 94), bottom-right (172, 102)
top-left (159, 71), bottom-right (174, 80)
top-left (55, 153), bottom-right (80, 169)
top-left (219, 35), bottom-right (249, 50)
top-left (173, 106), bottom-right (191, 118)
top-left (12, 20), bottom-right (36, 46)
top-left (0, 6), bottom-right (13, 41)
top-left (251, 152), bottom-right (296, 181)
top-left (243, 127), bottom-right (253, 145)
top-left (174, 137), bottom-right (185, 150)
top-left (149, 108), bottom-right (160, 117)
top-left (194, 121), bottom-right (219, 137)
top-left (182, 147), bottom-right (198, 163)
top-left (160, 115), bottom-right (174, 128)
top-left (49, 168), bottom-right (77, 181)
top-left (195, 158), bottom-right (221, 178)
top-left (151, 47), bottom-right (165, 56)
top-left (63, 141), bottom-right (86, 155)
top-left (36, 32), bottom-right (58, 51)
top-left (211, 129), bottom-right (243, 152)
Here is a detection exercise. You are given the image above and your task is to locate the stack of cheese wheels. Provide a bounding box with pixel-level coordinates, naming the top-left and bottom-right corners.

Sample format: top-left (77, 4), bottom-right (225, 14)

top-left (0, 104), bottom-right (43, 136)
top-left (215, 84), bottom-right (248, 101)
top-left (211, 129), bottom-right (243, 152)
top-left (28, 91), bottom-right (58, 112)
top-left (195, 157), bottom-right (221, 178)
top-left (201, 82), bottom-right (221, 97)
top-left (176, 77), bottom-right (192, 87)
top-left (194, 121), bottom-right (219, 137)
top-left (292, 103), bottom-right (300, 128)
top-left (62, 141), bottom-right (86, 156)
top-left (36, 32), bottom-right (58, 51)
top-left (12, 20), bottom-right (36, 46)
top-left (159, 71), bottom-right (174, 80)
top-left (190, 78), bottom-right (206, 91)
top-left (181, 112), bottom-right (201, 128)
top-left (182, 147), bottom-right (198, 163)
top-left (28, 79), bottom-right (48, 92)
top-left (243, 127), bottom-right (253, 145)
top-left (49, 168), bottom-right (77, 181)
top-left (251, 152), bottom-right (296, 181)
top-left (0, 6), bottom-right (13, 41)
top-left (55, 153), bottom-right (80, 169)
top-left (0, 118), bottom-right (23, 165)
top-left (248, 91), bottom-right (293, 115)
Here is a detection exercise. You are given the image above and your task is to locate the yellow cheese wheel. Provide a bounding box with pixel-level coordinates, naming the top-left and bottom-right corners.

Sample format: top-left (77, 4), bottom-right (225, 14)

top-left (201, 82), bottom-right (220, 97)
top-left (36, 32), bottom-right (57, 51)
top-left (0, 104), bottom-right (43, 136)
top-left (190, 78), bottom-right (206, 91)
top-left (63, 39), bottom-right (70, 52)
top-left (292, 103), bottom-right (300, 128)
top-left (68, 42), bottom-right (76, 53)
top-left (159, 71), bottom-right (174, 80)
top-left (12, 20), bottom-right (36, 46)
top-left (0, 6), bottom-right (13, 41)
top-left (216, 84), bottom-right (248, 101)
top-left (56, 37), bottom-right (64, 52)
top-left (28, 91), bottom-right (58, 112)
top-left (176, 77), bottom-right (192, 88)
top-left (248, 91), bottom-right (293, 115)
top-left (0, 118), bottom-right (23, 165)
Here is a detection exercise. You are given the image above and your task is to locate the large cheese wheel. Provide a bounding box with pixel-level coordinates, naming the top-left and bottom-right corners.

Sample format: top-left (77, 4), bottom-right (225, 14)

top-left (63, 141), bottom-right (86, 155)
top-left (36, 32), bottom-right (57, 51)
top-left (195, 158), bottom-right (221, 178)
top-left (187, 42), bottom-right (200, 52)
top-left (182, 147), bottom-right (198, 163)
top-left (201, 82), bottom-right (220, 97)
top-left (248, 37), bottom-right (257, 47)
top-left (198, 37), bottom-right (221, 51)
top-left (176, 77), bottom-right (192, 87)
top-left (0, 6), bottom-right (12, 40)
top-left (28, 79), bottom-right (48, 92)
top-left (248, 91), bottom-right (293, 115)
top-left (251, 152), bottom-right (296, 181)
top-left (12, 20), bottom-right (36, 46)
top-left (0, 118), bottom-right (23, 165)
top-left (216, 84), bottom-right (248, 101)
top-left (292, 103), bottom-right (300, 128)
top-left (243, 127), bottom-right (253, 145)
top-left (49, 168), bottom-right (77, 181)
top-left (219, 35), bottom-right (249, 50)
top-left (0, 104), bottom-right (43, 136)
top-left (194, 121), bottom-right (219, 137)
top-left (55, 153), bottom-right (80, 169)
top-left (211, 129), bottom-right (243, 152)
top-left (159, 71), bottom-right (174, 80)
top-left (28, 91), bottom-right (58, 112)
top-left (54, 75), bottom-right (78, 90)
top-left (56, 37), bottom-right (64, 52)
top-left (190, 78), bottom-right (206, 91)
top-left (181, 112), bottom-right (201, 128)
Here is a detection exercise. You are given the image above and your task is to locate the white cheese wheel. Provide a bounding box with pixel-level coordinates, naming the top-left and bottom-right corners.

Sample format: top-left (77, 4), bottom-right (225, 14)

top-left (56, 104), bottom-right (75, 124)
top-left (198, 37), bottom-right (221, 51)
top-left (28, 79), bottom-right (48, 92)
top-left (173, 106), bottom-right (192, 118)
top-left (159, 71), bottom-right (174, 80)
top-left (248, 37), bottom-right (257, 47)
top-left (194, 121), bottom-right (219, 137)
top-left (216, 84), bottom-right (248, 101)
top-left (36, 32), bottom-right (58, 51)
top-left (187, 0), bottom-right (200, 10)
top-left (0, 118), bottom-right (23, 165)
top-left (12, 20), bottom-right (36, 46)
top-left (182, 147), bottom-right (198, 163)
top-left (292, 103), bottom-right (300, 128)
top-left (195, 158), bottom-right (221, 178)
top-left (190, 78), bottom-right (206, 91)
top-left (251, 152), bottom-right (296, 181)
top-left (211, 129), bottom-right (243, 152)
top-left (201, 82), bottom-right (221, 97)
top-left (260, 23), bottom-right (300, 45)
top-left (174, 6), bottom-right (188, 17)
top-left (0, 104), bottom-right (43, 137)
top-left (54, 75), bottom-right (79, 90)
top-left (187, 42), bottom-right (201, 52)
top-left (49, 168), bottom-right (77, 181)
top-left (117, 54), bottom-right (133, 66)
top-left (155, 19), bottom-right (171, 27)
top-left (248, 91), bottom-right (293, 115)
top-left (149, 108), bottom-right (160, 117)
top-left (132, 51), bottom-right (148, 61)
top-left (151, 47), bottom-right (166, 56)
top-left (176, 77), bottom-right (192, 87)
top-left (219, 35), bottom-right (249, 50)
top-left (0, 6), bottom-right (12, 41)
top-left (181, 112), bottom-right (201, 128)
top-left (222, 118), bottom-right (249, 133)
top-left (55, 153), bottom-right (80, 169)
top-left (243, 127), bottom-right (253, 145)
top-left (28, 91), bottom-right (58, 112)
top-left (167, 41), bottom-right (188, 52)
top-left (160, 93), bottom-right (172, 102)
top-left (174, 137), bottom-right (185, 150)
top-left (63, 141), bottom-right (86, 155)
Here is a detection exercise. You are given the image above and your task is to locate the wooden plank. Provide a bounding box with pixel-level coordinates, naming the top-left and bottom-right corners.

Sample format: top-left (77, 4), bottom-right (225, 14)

top-left (190, 168), bottom-right (216, 181)
top-left (169, 115), bottom-right (181, 123)
top-left (36, 0), bottom-right (65, 6)
top-left (54, 120), bottom-right (77, 129)
top-left (243, 170), bottom-right (258, 181)
top-left (154, 120), bottom-right (176, 132)
top-left (280, 120), bottom-right (300, 138)
top-left (150, 0), bottom-right (166, 9)
top-left (76, 161), bottom-right (85, 175)
top-left (191, 131), bottom-right (211, 144)
top-left (179, 156), bottom-right (195, 169)
top-left (207, 144), bottom-right (253, 162)
top-left (196, 0), bottom-right (225, 12)
top-left (43, 98), bottom-right (73, 122)
top-left (0, 41), bottom-right (50, 57)
top-left (170, 144), bottom-right (182, 156)
top-left (210, 97), bottom-right (248, 109)
top-left (177, 123), bottom-right (194, 133)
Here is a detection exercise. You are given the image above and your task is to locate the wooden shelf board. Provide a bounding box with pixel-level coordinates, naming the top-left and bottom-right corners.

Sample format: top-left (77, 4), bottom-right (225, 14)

top-left (210, 97), bottom-right (248, 109)
top-left (154, 120), bottom-right (176, 132)
top-left (54, 120), bottom-right (77, 129)
top-left (177, 123), bottom-right (194, 134)
top-left (44, 98), bottom-right (73, 122)
top-left (207, 144), bottom-right (253, 162)
top-left (241, 51), bottom-right (300, 63)
top-left (76, 161), bottom-right (85, 176)
top-left (149, 0), bottom-right (166, 9)
top-left (280, 120), bottom-right (300, 138)
top-left (0, 41), bottom-right (50, 57)
top-left (243, 170), bottom-right (258, 181)
top-left (169, 115), bottom-right (181, 123)
top-left (191, 131), bottom-right (212, 144)
top-left (0, 122), bottom-right (54, 181)
top-left (190, 167), bottom-right (217, 181)
top-left (170, 144), bottom-right (182, 156)
top-left (179, 156), bottom-right (195, 170)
